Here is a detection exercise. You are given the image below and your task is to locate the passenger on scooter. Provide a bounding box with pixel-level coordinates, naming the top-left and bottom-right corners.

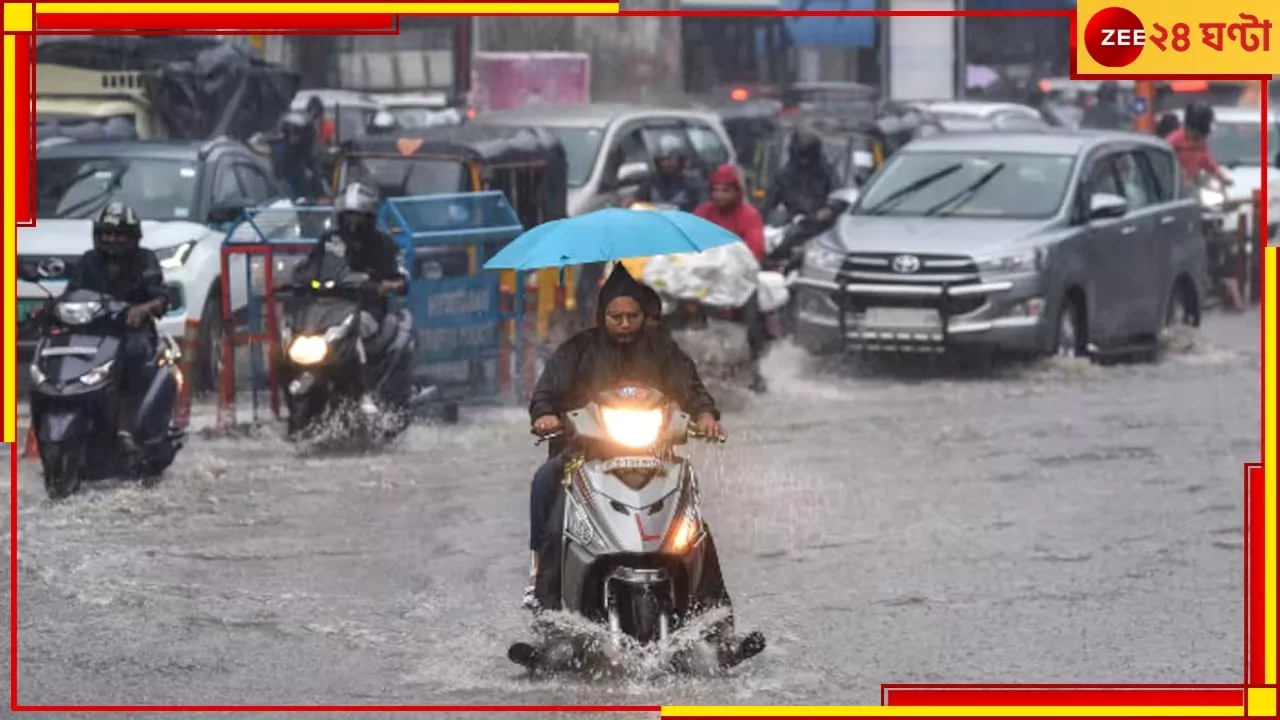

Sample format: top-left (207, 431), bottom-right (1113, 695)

top-left (293, 183), bottom-right (409, 413)
top-left (637, 134), bottom-right (707, 212)
top-left (523, 264), bottom-right (722, 610)
top-left (276, 111), bottom-right (325, 200)
top-left (64, 202), bottom-right (169, 455)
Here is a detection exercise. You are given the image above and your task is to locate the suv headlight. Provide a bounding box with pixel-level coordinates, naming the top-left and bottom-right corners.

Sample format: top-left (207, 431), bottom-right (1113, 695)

top-left (55, 301), bottom-right (101, 325)
top-left (803, 242), bottom-right (845, 272)
top-left (977, 249), bottom-right (1040, 274)
top-left (156, 240), bottom-right (196, 269)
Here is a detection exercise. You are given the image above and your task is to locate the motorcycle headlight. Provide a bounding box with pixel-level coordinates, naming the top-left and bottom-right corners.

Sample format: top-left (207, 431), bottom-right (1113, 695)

top-left (156, 240), bottom-right (196, 269)
top-left (599, 406), bottom-right (665, 449)
top-left (977, 249), bottom-right (1040, 274)
top-left (288, 336), bottom-right (329, 366)
top-left (79, 360), bottom-right (114, 386)
top-left (54, 301), bottom-right (101, 326)
top-left (1199, 187), bottom-right (1226, 208)
top-left (803, 242), bottom-right (845, 272)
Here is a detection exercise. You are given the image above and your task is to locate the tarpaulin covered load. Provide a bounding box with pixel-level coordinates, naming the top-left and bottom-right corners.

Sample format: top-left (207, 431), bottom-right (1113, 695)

top-left (37, 36), bottom-right (299, 142)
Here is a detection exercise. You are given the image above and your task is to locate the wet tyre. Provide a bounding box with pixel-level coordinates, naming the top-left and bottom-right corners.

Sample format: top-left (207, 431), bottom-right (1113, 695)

top-left (1052, 295), bottom-right (1086, 358)
top-left (41, 442), bottom-right (83, 500)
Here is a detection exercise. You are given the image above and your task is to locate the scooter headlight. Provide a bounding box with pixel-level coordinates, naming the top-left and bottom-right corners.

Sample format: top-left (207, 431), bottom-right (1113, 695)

top-left (55, 301), bottom-right (101, 326)
top-left (599, 406), bottom-right (665, 449)
top-left (79, 360), bottom-right (114, 386)
top-left (288, 336), bottom-right (329, 366)
top-left (29, 363), bottom-right (45, 385)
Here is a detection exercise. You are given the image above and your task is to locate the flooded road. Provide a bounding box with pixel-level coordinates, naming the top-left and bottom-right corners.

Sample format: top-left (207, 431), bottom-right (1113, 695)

top-left (6, 310), bottom-right (1258, 711)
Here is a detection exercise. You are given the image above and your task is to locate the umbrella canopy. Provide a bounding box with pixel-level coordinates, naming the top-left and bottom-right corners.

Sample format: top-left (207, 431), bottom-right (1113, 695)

top-left (482, 208), bottom-right (745, 271)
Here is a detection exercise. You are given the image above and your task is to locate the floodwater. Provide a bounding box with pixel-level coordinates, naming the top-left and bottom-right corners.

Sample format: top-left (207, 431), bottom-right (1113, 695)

top-left (5, 309), bottom-right (1258, 716)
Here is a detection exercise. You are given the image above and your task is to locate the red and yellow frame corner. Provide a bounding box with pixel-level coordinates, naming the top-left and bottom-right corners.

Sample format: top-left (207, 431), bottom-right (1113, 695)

top-left (2, 3), bottom-right (1274, 717)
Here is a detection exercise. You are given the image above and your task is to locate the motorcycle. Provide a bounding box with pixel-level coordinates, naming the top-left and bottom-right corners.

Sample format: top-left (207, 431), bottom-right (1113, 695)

top-left (20, 267), bottom-right (186, 499)
top-left (509, 383), bottom-right (764, 673)
top-left (278, 253), bottom-right (425, 441)
top-left (1196, 173), bottom-right (1255, 308)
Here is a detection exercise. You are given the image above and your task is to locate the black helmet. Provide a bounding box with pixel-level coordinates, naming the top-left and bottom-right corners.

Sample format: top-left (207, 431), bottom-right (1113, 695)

top-left (1096, 80), bottom-right (1120, 103)
top-left (92, 201), bottom-right (142, 256)
top-left (1184, 101), bottom-right (1215, 136)
top-left (790, 129), bottom-right (822, 164)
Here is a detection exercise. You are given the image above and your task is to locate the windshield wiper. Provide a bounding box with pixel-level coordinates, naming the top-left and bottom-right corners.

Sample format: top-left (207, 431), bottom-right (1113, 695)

top-left (923, 163), bottom-right (1007, 216)
top-left (860, 163), bottom-right (963, 216)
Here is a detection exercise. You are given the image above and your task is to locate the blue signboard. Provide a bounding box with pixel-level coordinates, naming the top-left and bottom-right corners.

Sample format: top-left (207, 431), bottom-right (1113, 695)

top-left (408, 270), bottom-right (504, 398)
top-left (1131, 95), bottom-right (1148, 117)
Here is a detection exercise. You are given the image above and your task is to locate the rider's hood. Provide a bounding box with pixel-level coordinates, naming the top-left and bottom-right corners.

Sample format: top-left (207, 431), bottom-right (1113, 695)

top-left (597, 263), bottom-right (649, 326)
top-left (18, 218), bottom-right (213, 256)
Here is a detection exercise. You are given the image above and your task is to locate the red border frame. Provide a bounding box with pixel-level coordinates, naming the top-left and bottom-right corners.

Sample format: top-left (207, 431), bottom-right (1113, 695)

top-left (4, 5), bottom-right (1270, 714)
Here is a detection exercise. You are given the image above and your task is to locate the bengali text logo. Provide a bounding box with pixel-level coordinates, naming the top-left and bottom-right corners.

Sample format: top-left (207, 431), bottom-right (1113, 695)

top-left (1083, 6), bottom-right (1272, 68)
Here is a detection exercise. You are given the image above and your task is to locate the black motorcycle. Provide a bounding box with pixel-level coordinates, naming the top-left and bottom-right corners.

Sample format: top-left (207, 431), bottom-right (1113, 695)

top-left (279, 253), bottom-right (422, 440)
top-left (20, 268), bottom-right (186, 499)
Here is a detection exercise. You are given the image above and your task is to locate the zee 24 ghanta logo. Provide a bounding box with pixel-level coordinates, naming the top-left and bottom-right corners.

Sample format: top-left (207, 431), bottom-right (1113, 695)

top-left (1083, 7), bottom-right (1272, 67)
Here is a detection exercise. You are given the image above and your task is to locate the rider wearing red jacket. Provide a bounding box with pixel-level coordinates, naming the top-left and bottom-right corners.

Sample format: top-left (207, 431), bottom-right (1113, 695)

top-left (694, 164), bottom-right (766, 261)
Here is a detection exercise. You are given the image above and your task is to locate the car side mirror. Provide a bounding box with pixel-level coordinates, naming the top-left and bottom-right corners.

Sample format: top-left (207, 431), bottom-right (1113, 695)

top-left (208, 199), bottom-right (250, 225)
top-left (17, 263), bottom-right (41, 283)
top-left (1089, 192), bottom-right (1129, 220)
top-left (615, 161), bottom-right (650, 188)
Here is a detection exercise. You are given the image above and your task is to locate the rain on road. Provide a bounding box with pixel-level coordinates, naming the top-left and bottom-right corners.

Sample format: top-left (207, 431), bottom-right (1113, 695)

top-left (5, 310), bottom-right (1257, 713)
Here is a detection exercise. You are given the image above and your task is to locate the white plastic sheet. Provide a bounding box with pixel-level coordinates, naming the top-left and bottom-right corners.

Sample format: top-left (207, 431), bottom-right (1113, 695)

top-left (641, 242), bottom-right (760, 310)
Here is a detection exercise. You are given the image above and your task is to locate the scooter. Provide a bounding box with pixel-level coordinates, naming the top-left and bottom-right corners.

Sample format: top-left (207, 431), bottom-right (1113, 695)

top-left (509, 383), bottom-right (764, 674)
top-left (278, 253), bottom-right (427, 442)
top-left (20, 266), bottom-right (186, 499)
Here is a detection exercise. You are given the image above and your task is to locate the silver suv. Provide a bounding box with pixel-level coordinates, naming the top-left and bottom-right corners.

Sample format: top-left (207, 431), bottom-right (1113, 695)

top-left (792, 130), bottom-right (1208, 358)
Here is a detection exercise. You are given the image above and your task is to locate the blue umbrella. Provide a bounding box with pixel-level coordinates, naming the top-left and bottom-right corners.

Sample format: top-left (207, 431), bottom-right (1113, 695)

top-left (482, 208), bottom-right (745, 271)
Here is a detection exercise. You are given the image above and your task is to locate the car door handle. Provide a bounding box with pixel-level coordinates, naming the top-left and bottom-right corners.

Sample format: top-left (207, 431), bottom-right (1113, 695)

top-left (1159, 215), bottom-right (1177, 225)
top-left (1120, 226), bottom-right (1138, 235)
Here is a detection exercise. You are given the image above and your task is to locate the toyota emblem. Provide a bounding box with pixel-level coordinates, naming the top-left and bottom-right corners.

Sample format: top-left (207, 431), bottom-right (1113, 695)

top-left (36, 257), bottom-right (66, 279)
top-left (890, 254), bottom-right (921, 274)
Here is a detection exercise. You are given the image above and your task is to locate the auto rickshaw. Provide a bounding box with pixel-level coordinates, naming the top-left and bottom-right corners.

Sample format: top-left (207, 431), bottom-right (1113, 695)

top-left (712, 99), bottom-right (783, 196)
top-left (336, 123), bottom-right (571, 338)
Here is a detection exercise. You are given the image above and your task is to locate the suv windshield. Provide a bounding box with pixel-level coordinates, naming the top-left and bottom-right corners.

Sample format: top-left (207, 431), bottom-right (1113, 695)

top-left (855, 151), bottom-right (1076, 219)
top-left (1208, 120), bottom-right (1280, 167)
top-left (37, 156), bottom-right (201, 221)
top-left (339, 156), bottom-right (467, 198)
top-left (543, 127), bottom-right (604, 186)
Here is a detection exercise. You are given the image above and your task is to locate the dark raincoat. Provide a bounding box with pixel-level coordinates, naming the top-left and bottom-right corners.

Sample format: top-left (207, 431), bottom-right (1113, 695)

top-left (528, 265), bottom-right (719, 458)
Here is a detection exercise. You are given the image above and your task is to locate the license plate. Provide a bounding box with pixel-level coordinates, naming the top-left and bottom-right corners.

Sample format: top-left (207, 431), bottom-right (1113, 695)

top-left (863, 307), bottom-right (940, 329)
top-left (16, 299), bottom-right (43, 321)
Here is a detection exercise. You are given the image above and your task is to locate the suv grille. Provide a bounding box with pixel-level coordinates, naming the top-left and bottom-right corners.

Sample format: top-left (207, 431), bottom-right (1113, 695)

top-left (834, 253), bottom-right (986, 316)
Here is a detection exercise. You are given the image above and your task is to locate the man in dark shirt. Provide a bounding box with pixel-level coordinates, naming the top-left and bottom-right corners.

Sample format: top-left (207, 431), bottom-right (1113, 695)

top-left (65, 201), bottom-right (169, 452)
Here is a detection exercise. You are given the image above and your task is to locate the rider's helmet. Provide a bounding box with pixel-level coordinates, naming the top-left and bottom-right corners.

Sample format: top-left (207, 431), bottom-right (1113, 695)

top-left (333, 182), bottom-right (380, 239)
top-left (280, 111), bottom-right (309, 143)
top-left (92, 201), bottom-right (142, 257)
top-left (655, 134), bottom-right (687, 173)
top-left (1184, 101), bottom-right (1215, 137)
top-left (1095, 80), bottom-right (1120, 104)
top-left (789, 129), bottom-right (823, 166)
